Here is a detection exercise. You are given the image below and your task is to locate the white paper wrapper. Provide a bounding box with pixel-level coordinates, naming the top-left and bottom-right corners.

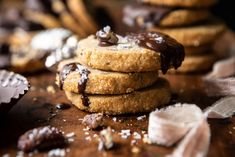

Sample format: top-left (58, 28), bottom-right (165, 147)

top-left (204, 96), bottom-right (235, 119)
top-left (148, 104), bottom-right (204, 146)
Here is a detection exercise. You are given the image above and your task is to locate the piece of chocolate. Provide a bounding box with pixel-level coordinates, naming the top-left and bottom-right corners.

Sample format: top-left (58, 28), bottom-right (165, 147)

top-left (127, 32), bottom-right (185, 74)
top-left (18, 126), bottom-right (66, 152)
top-left (123, 4), bottom-right (175, 28)
top-left (0, 70), bottom-right (29, 114)
top-left (82, 113), bottom-right (104, 129)
top-left (96, 26), bottom-right (118, 46)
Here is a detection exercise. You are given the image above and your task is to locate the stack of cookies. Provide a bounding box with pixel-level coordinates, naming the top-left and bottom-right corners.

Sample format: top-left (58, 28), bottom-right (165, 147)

top-left (57, 26), bottom-right (185, 115)
top-left (123, 0), bottom-right (226, 73)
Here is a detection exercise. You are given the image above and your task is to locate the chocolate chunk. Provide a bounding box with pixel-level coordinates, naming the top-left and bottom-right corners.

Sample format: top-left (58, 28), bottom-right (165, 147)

top-left (59, 63), bottom-right (91, 107)
top-left (96, 26), bottom-right (118, 46)
top-left (18, 126), bottom-right (66, 152)
top-left (127, 32), bottom-right (185, 74)
top-left (123, 4), bottom-right (175, 28)
top-left (98, 127), bottom-right (114, 151)
top-left (0, 70), bottom-right (29, 114)
top-left (56, 103), bottom-right (71, 110)
top-left (82, 113), bottom-right (104, 129)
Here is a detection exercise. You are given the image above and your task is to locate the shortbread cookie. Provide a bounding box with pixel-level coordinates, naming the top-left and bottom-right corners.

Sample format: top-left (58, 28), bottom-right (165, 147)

top-left (123, 4), bottom-right (210, 28)
top-left (0, 70), bottom-right (29, 114)
top-left (184, 44), bottom-right (212, 55)
top-left (65, 78), bottom-right (171, 115)
top-left (140, 0), bottom-right (216, 8)
top-left (149, 20), bottom-right (226, 46)
top-left (172, 54), bottom-right (216, 73)
top-left (57, 60), bottom-right (159, 94)
top-left (10, 28), bottom-right (75, 73)
top-left (76, 26), bottom-right (184, 73)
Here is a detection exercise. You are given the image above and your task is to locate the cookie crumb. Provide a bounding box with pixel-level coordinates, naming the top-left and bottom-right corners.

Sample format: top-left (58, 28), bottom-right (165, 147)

top-left (48, 148), bottom-right (66, 157)
top-left (98, 127), bottom-right (114, 151)
top-left (131, 146), bottom-right (141, 154)
top-left (82, 113), bottom-right (104, 129)
top-left (137, 115), bottom-right (146, 120)
top-left (119, 130), bottom-right (131, 139)
top-left (47, 85), bottom-right (56, 94)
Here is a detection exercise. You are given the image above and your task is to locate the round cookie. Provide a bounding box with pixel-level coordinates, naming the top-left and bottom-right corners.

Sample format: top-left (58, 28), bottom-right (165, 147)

top-left (65, 78), bottom-right (171, 115)
top-left (140, 0), bottom-right (217, 8)
top-left (123, 4), bottom-right (210, 28)
top-left (57, 59), bottom-right (159, 94)
top-left (10, 28), bottom-right (74, 73)
top-left (149, 20), bottom-right (226, 47)
top-left (172, 54), bottom-right (216, 73)
top-left (76, 27), bottom-right (185, 73)
top-left (184, 44), bottom-right (212, 55)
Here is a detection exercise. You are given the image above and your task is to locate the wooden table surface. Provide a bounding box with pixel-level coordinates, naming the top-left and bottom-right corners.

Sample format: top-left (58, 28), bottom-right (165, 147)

top-left (0, 1), bottom-right (235, 156)
top-left (0, 72), bottom-right (234, 157)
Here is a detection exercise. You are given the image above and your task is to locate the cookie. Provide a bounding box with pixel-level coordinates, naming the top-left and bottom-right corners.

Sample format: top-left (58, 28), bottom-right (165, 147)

top-left (10, 28), bottom-right (75, 73)
top-left (65, 78), bottom-right (171, 115)
top-left (57, 59), bottom-right (159, 94)
top-left (76, 26), bottom-right (184, 73)
top-left (140, 0), bottom-right (217, 8)
top-left (172, 54), bottom-right (216, 73)
top-left (184, 44), bottom-right (212, 55)
top-left (0, 70), bottom-right (29, 114)
top-left (149, 20), bottom-right (226, 46)
top-left (67, 0), bottom-right (97, 34)
top-left (123, 4), bottom-right (210, 28)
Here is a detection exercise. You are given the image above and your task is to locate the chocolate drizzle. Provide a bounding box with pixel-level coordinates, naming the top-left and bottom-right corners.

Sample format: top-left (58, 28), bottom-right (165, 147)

top-left (123, 4), bottom-right (175, 28)
top-left (96, 26), bottom-right (118, 46)
top-left (127, 32), bottom-right (184, 74)
top-left (59, 63), bottom-right (91, 106)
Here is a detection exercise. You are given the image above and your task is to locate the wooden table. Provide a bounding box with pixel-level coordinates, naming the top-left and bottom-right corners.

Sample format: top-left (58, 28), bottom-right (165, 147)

top-left (0, 72), bottom-right (234, 157)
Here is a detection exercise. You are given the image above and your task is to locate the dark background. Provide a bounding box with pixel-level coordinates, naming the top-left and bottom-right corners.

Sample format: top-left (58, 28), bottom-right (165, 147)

top-left (212, 0), bottom-right (235, 30)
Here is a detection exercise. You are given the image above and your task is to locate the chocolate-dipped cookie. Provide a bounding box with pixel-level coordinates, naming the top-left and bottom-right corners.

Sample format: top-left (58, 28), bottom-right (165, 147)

top-left (57, 59), bottom-right (159, 94)
top-left (123, 4), bottom-right (210, 28)
top-left (76, 26), bottom-right (184, 73)
top-left (65, 78), bottom-right (171, 115)
top-left (10, 28), bottom-right (77, 73)
top-left (149, 20), bottom-right (226, 47)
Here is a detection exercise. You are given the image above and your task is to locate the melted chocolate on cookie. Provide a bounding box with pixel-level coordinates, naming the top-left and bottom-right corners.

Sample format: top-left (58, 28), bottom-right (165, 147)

top-left (123, 4), bottom-right (176, 28)
top-left (59, 63), bottom-right (91, 106)
top-left (127, 32), bottom-right (184, 74)
top-left (96, 26), bottom-right (118, 46)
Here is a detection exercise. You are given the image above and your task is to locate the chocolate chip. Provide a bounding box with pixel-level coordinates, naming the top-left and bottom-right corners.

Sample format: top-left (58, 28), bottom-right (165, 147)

top-left (96, 26), bottom-right (118, 46)
top-left (18, 126), bottom-right (66, 152)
